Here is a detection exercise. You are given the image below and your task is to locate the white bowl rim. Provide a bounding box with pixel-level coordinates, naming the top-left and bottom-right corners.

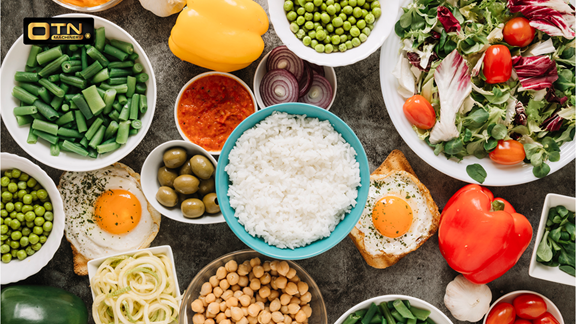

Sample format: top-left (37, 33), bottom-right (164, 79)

top-left (174, 71), bottom-right (258, 156)
top-left (482, 290), bottom-right (564, 324)
top-left (252, 50), bottom-right (338, 111)
top-left (0, 13), bottom-right (157, 172)
top-left (141, 139), bottom-right (224, 224)
top-left (0, 153), bottom-right (65, 284)
top-left (334, 294), bottom-right (453, 324)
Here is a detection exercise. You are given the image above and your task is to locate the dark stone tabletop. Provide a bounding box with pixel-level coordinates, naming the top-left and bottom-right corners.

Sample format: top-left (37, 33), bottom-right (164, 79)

top-left (1, 1), bottom-right (574, 323)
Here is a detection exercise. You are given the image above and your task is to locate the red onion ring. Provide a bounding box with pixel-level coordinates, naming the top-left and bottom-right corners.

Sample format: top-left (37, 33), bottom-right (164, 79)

top-left (260, 69), bottom-right (300, 107)
top-left (298, 62), bottom-right (313, 98)
top-left (298, 74), bottom-right (333, 109)
top-left (266, 46), bottom-right (304, 81)
top-left (307, 62), bottom-right (325, 77)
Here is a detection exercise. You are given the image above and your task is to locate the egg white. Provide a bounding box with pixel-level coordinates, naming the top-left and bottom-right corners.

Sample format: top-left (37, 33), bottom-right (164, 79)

top-left (356, 172), bottom-right (434, 255)
top-left (60, 164), bottom-right (160, 260)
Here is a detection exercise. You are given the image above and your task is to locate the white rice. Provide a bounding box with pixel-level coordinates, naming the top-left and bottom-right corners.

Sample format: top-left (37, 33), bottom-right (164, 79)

top-left (225, 112), bottom-right (361, 249)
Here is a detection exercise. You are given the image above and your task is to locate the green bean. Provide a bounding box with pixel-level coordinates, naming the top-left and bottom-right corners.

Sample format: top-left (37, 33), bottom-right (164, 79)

top-left (104, 44), bottom-right (129, 61)
top-left (91, 68), bottom-right (110, 84)
top-left (380, 303), bottom-right (396, 324)
top-left (342, 313), bottom-right (362, 324)
top-left (109, 77), bottom-right (127, 85)
top-left (131, 119), bottom-right (142, 130)
top-left (59, 73), bottom-right (87, 89)
top-left (19, 83), bottom-right (42, 96)
top-left (79, 137), bottom-right (89, 148)
top-left (61, 60), bottom-right (82, 74)
top-left (38, 54), bottom-right (69, 77)
top-left (57, 127), bottom-right (83, 138)
top-left (33, 100), bottom-right (59, 121)
top-left (69, 101), bottom-right (77, 109)
top-left (126, 76), bottom-right (136, 98)
top-left (82, 85), bottom-right (106, 115)
top-left (61, 140), bottom-right (89, 156)
top-left (36, 46), bottom-right (62, 66)
top-left (32, 119), bottom-right (58, 136)
top-left (104, 120), bottom-right (119, 139)
top-left (132, 63), bottom-right (143, 74)
top-left (37, 87), bottom-right (52, 104)
top-left (55, 111), bottom-right (74, 126)
top-left (101, 137), bottom-right (116, 145)
top-left (24, 65), bottom-right (40, 73)
top-left (79, 61), bottom-right (103, 80)
top-left (134, 73), bottom-right (148, 83)
top-left (50, 143), bottom-right (60, 156)
top-left (48, 74), bottom-right (60, 83)
top-left (86, 147), bottom-right (98, 158)
top-left (135, 83), bottom-right (146, 94)
top-left (85, 118), bottom-right (103, 140)
top-left (97, 142), bottom-right (121, 154)
top-left (110, 39), bottom-right (134, 54)
top-left (118, 94), bottom-right (127, 105)
top-left (112, 101), bottom-right (122, 112)
top-left (70, 53), bottom-right (81, 60)
top-left (361, 303), bottom-right (379, 324)
top-left (100, 83), bottom-right (128, 93)
top-left (116, 120), bottom-right (131, 144)
top-left (128, 53), bottom-right (139, 61)
top-left (129, 94), bottom-right (139, 120)
top-left (392, 300), bottom-right (414, 320)
top-left (30, 113), bottom-right (46, 121)
top-left (14, 72), bottom-right (39, 83)
top-left (71, 94), bottom-right (93, 119)
top-left (38, 79), bottom-right (65, 98)
top-left (95, 27), bottom-right (106, 51)
top-left (12, 87), bottom-right (38, 105)
top-left (139, 94), bottom-right (147, 114)
top-left (61, 104), bottom-right (70, 112)
top-left (103, 89), bottom-right (117, 114)
top-left (13, 106), bottom-right (38, 116)
top-left (88, 125), bottom-right (106, 149)
top-left (27, 128), bottom-right (38, 144)
top-left (108, 110), bottom-right (120, 122)
top-left (108, 61), bottom-right (134, 69)
top-left (87, 46), bottom-right (109, 68)
top-left (109, 68), bottom-right (132, 78)
top-left (50, 83), bottom-right (69, 110)
top-left (96, 87), bottom-right (106, 99)
top-left (81, 47), bottom-right (88, 70)
top-left (32, 129), bottom-right (58, 145)
top-left (390, 310), bottom-right (404, 323)
top-left (16, 115), bottom-right (34, 126)
top-left (26, 46), bottom-right (42, 68)
top-left (118, 98), bottom-right (131, 121)
top-left (68, 44), bottom-right (79, 52)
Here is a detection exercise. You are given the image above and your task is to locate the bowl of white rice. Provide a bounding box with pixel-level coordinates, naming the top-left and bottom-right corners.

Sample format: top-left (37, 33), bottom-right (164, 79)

top-left (215, 103), bottom-right (369, 260)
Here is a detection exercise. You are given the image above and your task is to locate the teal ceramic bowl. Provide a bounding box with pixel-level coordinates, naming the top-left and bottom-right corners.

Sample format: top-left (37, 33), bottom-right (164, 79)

top-left (215, 103), bottom-right (369, 260)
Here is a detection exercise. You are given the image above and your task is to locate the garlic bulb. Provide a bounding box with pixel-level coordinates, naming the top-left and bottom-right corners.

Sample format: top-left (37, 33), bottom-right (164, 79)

top-left (444, 275), bottom-right (492, 322)
top-left (139, 0), bottom-right (186, 17)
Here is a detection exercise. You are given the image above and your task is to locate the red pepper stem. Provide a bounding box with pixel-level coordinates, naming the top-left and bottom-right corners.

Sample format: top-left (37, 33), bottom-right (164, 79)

top-left (492, 200), bottom-right (505, 212)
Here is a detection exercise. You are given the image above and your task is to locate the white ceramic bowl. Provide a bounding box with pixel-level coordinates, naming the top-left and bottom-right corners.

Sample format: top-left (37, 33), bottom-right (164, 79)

top-left (52, 0), bottom-right (123, 12)
top-left (529, 194), bottom-right (576, 286)
top-left (87, 245), bottom-right (181, 301)
top-left (0, 153), bottom-right (65, 284)
top-left (334, 295), bottom-right (453, 324)
top-left (253, 50), bottom-right (338, 110)
top-left (141, 140), bottom-right (223, 224)
top-left (0, 13), bottom-right (156, 172)
top-left (379, 1), bottom-right (575, 186)
top-left (174, 72), bottom-right (257, 156)
top-left (482, 290), bottom-right (564, 324)
top-left (268, 0), bottom-right (400, 67)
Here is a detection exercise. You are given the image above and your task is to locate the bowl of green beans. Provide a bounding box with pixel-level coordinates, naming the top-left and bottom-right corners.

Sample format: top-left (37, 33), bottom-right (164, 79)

top-left (0, 153), bottom-right (65, 285)
top-left (268, 0), bottom-right (400, 67)
top-left (0, 13), bottom-right (156, 172)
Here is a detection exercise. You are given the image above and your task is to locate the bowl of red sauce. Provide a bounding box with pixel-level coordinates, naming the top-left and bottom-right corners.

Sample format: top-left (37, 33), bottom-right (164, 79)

top-left (175, 72), bottom-right (258, 155)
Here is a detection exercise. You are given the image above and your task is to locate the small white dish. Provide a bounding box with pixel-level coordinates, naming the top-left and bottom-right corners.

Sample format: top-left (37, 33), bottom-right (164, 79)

top-left (334, 295), bottom-right (453, 324)
top-left (0, 153), bottom-right (65, 284)
top-left (482, 290), bottom-right (564, 324)
top-left (0, 13), bottom-right (157, 171)
top-left (268, 0), bottom-right (400, 67)
top-left (174, 72), bottom-right (258, 156)
top-left (529, 194), bottom-right (576, 286)
top-left (141, 140), bottom-right (223, 224)
top-left (253, 50), bottom-right (338, 110)
top-left (87, 245), bottom-right (181, 301)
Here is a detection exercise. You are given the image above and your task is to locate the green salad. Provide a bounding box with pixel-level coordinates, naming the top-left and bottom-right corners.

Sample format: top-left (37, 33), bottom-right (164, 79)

top-left (392, 0), bottom-right (575, 182)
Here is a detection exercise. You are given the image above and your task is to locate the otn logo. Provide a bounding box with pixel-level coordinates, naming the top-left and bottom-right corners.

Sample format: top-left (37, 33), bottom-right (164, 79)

top-left (23, 18), bottom-right (93, 45)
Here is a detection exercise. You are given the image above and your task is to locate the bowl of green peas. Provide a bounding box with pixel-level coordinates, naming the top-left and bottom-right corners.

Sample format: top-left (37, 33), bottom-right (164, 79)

top-left (0, 153), bottom-right (65, 285)
top-left (0, 13), bottom-right (156, 172)
top-left (269, 0), bottom-right (400, 67)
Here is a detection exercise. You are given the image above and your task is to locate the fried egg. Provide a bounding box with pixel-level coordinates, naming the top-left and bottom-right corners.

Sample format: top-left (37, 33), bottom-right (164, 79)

top-left (59, 163), bottom-right (161, 263)
top-left (356, 171), bottom-right (436, 255)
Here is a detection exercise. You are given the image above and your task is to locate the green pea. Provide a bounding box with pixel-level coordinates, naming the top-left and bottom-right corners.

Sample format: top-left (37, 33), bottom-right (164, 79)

top-left (16, 249), bottom-right (26, 260)
top-left (22, 227), bottom-right (31, 236)
top-left (352, 37), bottom-right (361, 47)
top-left (10, 219), bottom-right (21, 230)
top-left (10, 240), bottom-right (20, 249)
top-left (311, 39), bottom-right (319, 48)
top-left (362, 8), bottom-right (368, 17)
top-left (316, 25), bottom-right (323, 32)
top-left (368, 23), bottom-right (374, 30)
top-left (357, 0), bottom-right (365, 5)
top-left (287, 11), bottom-right (297, 21)
top-left (5, 203), bottom-right (14, 213)
top-left (297, 7), bottom-right (305, 15)
top-left (0, 244), bottom-right (9, 254)
top-left (25, 211), bottom-right (36, 222)
top-left (349, 0), bottom-right (357, 5)
top-left (26, 222), bottom-right (34, 228)
top-left (363, 3), bottom-right (369, 9)
top-left (290, 22), bottom-right (299, 33)
top-left (32, 243), bottom-right (42, 251)
top-left (0, 225), bottom-right (7, 235)
top-left (305, 12), bottom-right (313, 20)
top-left (312, 12), bottom-right (320, 21)
top-left (35, 206), bottom-right (45, 217)
top-left (313, 0), bottom-right (322, 5)
top-left (309, 30), bottom-right (317, 38)
top-left (340, 0), bottom-right (348, 6)
top-left (326, 23), bottom-right (334, 32)
top-left (343, 5), bottom-right (353, 15)
top-left (297, 16), bottom-right (305, 25)
top-left (365, 12), bottom-right (375, 24)
top-left (22, 204), bottom-right (33, 214)
top-left (339, 43), bottom-right (348, 52)
top-left (11, 231), bottom-right (22, 241)
top-left (14, 202), bottom-right (22, 212)
top-left (17, 189), bottom-right (27, 199)
top-left (284, 0), bottom-right (294, 11)
top-left (325, 44), bottom-right (334, 53)
top-left (305, 21), bottom-right (314, 29)
top-left (326, 4), bottom-right (335, 15)
top-left (11, 169), bottom-right (21, 179)
top-left (2, 191), bottom-right (13, 202)
top-left (362, 27), bottom-right (371, 36)
top-left (0, 235), bottom-right (7, 241)
top-left (331, 35), bottom-right (341, 44)
top-left (315, 44), bottom-right (325, 53)
top-left (44, 211), bottom-right (54, 222)
top-left (303, 36), bottom-right (312, 46)
top-left (26, 246), bottom-right (35, 256)
top-left (1, 177), bottom-right (10, 187)
top-left (30, 191), bottom-right (37, 201)
top-left (39, 236), bottom-right (47, 244)
top-left (340, 34), bottom-right (347, 42)
top-left (7, 183), bottom-right (17, 193)
top-left (314, 22), bottom-right (321, 29)
top-left (371, 1), bottom-right (380, 9)
top-left (343, 21), bottom-right (352, 31)
top-left (29, 234), bottom-right (39, 245)
top-left (20, 236), bottom-right (29, 247)
top-left (33, 226), bottom-right (43, 235)
top-left (297, 0), bottom-right (305, 5)
top-left (316, 29), bottom-right (327, 40)
top-left (43, 202), bottom-right (52, 211)
top-left (324, 37), bottom-right (331, 44)
top-left (18, 173), bottom-right (29, 182)
top-left (357, 19), bottom-right (366, 29)
top-left (353, 7), bottom-right (362, 18)
top-left (0, 210), bottom-right (7, 218)
top-left (334, 3), bottom-right (341, 12)
top-left (373, 7), bottom-right (381, 18)
top-left (2, 253), bottom-right (12, 263)
top-left (16, 213), bottom-right (24, 222)
top-left (335, 27), bottom-right (344, 35)
top-left (326, 0), bottom-right (334, 4)
top-left (304, 2), bottom-right (314, 11)
top-left (26, 178), bottom-right (37, 188)
top-left (4, 171), bottom-right (12, 178)
top-left (34, 217), bottom-right (45, 226)
top-left (296, 29), bottom-right (306, 39)
top-left (360, 33), bottom-right (368, 42)
top-left (17, 181), bottom-right (27, 190)
top-left (321, 12), bottom-right (331, 24)
top-left (0, 218), bottom-right (2, 225)
top-left (33, 184), bottom-right (42, 191)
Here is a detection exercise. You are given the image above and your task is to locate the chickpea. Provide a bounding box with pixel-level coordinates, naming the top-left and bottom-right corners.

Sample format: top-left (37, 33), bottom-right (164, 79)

top-left (202, 282), bottom-right (213, 296)
top-left (284, 315), bottom-right (292, 324)
top-left (250, 258), bottom-right (261, 267)
top-left (299, 292), bottom-right (311, 304)
top-left (225, 309), bottom-right (232, 318)
top-left (231, 285), bottom-right (241, 292)
top-left (239, 276), bottom-right (249, 287)
top-left (272, 311), bottom-right (284, 323)
top-left (259, 285), bottom-right (271, 299)
top-left (249, 272), bottom-right (256, 281)
top-left (296, 282), bottom-right (309, 296)
top-left (220, 301), bottom-right (227, 313)
top-left (255, 294), bottom-right (265, 303)
top-left (206, 293), bottom-right (216, 303)
top-left (256, 301), bottom-right (265, 311)
top-left (215, 313), bottom-right (226, 322)
top-left (213, 287), bottom-right (224, 298)
top-left (287, 304), bottom-right (300, 315)
top-left (270, 270), bottom-right (278, 276)
top-left (280, 306), bottom-right (288, 314)
top-left (225, 260), bottom-right (238, 272)
top-left (260, 273), bottom-right (271, 285)
top-left (226, 296), bottom-right (239, 308)
top-left (289, 275), bottom-right (300, 283)
top-left (210, 276), bottom-right (220, 287)
top-left (263, 261), bottom-right (271, 272)
top-left (248, 304), bottom-right (261, 317)
top-left (217, 266), bottom-right (228, 280)
top-left (248, 316), bottom-right (258, 324)
top-left (286, 268), bottom-right (297, 279)
top-left (289, 297), bottom-right (300, 305)
top-left (206, 319), bottom-right (216, 324)
top-left (220, 279), bottom-right (230, 290)
top-left (295, 310), bottom-right (306, 323)
top-left (200, 296), bottom-right (208, 307)
top-left (207, 302), bottom-right (220, 315)
top-left (243, 261), bottom-right (253, 273)
top-left (238, 317), bottom-right (249, 324)
top-left (242, 307), bottom-right (249, 316)
top-left (301, 305), bottom-right (312, 318)
top-left (250, 279), bottom-right (261, 291)
top-left (192, 299), bottom-right (205, 313)
top-left (275, 277), bottom-right (287, 289)
top-left (285, 282), bottom-right (298, 295)
top-left (233, 290), bottom-right (244, 298)
top-left (243, 287), bottom-right (254, 297)
top-left (221, 320), bottom-right (231, 324)
top-left (239, 294), bottom-right (252, 307)
top-left (215, 298), bottom-right (223, 304)
top-left (251, 297), bottom-right (256, 304)
top-left (270, 278), bottom-right (278, 290)
top-left (268, 290), bottom-right (280, 301)
top-left (258, 310), bottom-right (271, 324)
top-left (280, 294), bottom-right (291, 305)
top-left (269, 261), bottom-right (278, 271)
top-left (270, 298), bottom-right (281, 312)
top-left (277, 262), bottom-right (289, 276)
top-left (232, 307), bottom-right (244, 321)
top-left (227, 272), bottom-right (240, 285)
top-left (253, 265), bottom-right (264, 278)
top-left (222, 290), bottom-right (234, 301)
top-left (238, 264), bottom-right (250, 276)
top-left (193, 313), bottom-right (206, 324)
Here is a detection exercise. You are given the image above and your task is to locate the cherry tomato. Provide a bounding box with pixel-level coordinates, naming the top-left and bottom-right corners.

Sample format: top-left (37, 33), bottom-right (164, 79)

top-left (513, 294), bottom-right (547, 320)
top-left (503, 17), bottom-right (535, 47)
top-left (487, 302), bottom-right (516, 324)
top-left (484, 45), bottom-right (512, 84)
top-left (533, 312), bottom-right (560, 324)
top-left (515, 320), bottom-right (533, 324)
top-left (403, 95), bottom-right (436, 129)
top-left (489, 140), bottom-right (526, 165)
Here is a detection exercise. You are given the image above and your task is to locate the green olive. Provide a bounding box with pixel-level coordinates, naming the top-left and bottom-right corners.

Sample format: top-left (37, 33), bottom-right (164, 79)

top-left (156, 186), bottom-right (178, 207)
top-left (203, 193), bottom-right (220, 214)
top-left (181, 198), bottom-right (205, 218)
top-left (163, 148), bottom-right (188, 169)
top-left (198, 178), bottom-right (215, 196)
top-left (179, 160), bottom-right (193, 175)
top-left (173, 175), bottom-right (199, 195)
top-left (190, 155), bottom-right (214, 180)
top-left (178, 192), bottom-right (199, 203)
top-left (157, 166), bottom-right (178, 187)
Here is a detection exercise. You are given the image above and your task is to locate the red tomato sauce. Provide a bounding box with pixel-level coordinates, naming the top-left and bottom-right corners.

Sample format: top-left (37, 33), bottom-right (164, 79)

top-left (177, 75), bottom-right (255, 152)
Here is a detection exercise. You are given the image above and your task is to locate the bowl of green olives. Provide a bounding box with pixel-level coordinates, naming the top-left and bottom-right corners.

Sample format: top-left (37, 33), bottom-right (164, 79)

top-left (141, 140), bottom-right (223, 224)
top-left (1, 153), bottom-right (65, 284)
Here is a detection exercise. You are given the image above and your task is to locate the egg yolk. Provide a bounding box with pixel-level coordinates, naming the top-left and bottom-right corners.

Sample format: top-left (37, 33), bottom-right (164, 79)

top-left (372, 196), bottom-right (413, 238)
top-left (93, 189), bottom-right (141, 235)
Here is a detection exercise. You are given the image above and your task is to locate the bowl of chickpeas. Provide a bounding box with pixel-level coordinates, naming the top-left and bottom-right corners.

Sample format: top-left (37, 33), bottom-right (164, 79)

top-left (0, 153), bottom-right (65, 284)
top-left (180, 250), bottom-right (327, 324)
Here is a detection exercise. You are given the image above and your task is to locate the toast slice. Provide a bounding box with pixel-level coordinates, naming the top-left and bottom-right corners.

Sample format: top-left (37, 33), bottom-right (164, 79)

top-left (349, 150), bottom-right (441, 269)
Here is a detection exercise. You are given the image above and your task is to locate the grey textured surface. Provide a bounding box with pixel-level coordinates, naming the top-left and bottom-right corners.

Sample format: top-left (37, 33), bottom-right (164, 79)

top-left (1, 0), bottom-right (575, 323)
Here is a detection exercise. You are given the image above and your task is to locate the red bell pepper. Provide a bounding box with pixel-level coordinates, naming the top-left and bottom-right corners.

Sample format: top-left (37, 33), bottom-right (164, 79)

top-left (438, 184), bottom-right (533, 284)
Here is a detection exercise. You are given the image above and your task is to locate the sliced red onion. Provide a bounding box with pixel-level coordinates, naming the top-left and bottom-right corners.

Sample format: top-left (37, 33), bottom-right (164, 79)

top-left (307, 62), bottom-right (325, 77)
top-left (266, 45), bottom-right (304, 81)
top-left (298, 62), bottom-right (313, 98)
top-left (260, 69), bottom-right (299, 107)
top-left (299, 74), bottom-right (333, 109)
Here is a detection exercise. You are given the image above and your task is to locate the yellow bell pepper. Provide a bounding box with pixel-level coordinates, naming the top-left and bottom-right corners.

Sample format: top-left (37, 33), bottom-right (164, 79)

top-left (169, 0), bottom-right (269, 72)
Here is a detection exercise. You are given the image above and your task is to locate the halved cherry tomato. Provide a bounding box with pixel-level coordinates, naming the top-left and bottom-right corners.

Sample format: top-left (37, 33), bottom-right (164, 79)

top-left (484, 45), bottom-right (512, 84)
top-left (503, 17), bottom-right (535, 47)
top-left (489, 140), bottom-right (526, 165)
top-left (533, 312), bottom-right (560, 324)
top-left (403, 94), bottom-right (436, 129)
top-left (487, 302), bottom-right (516, 324)
top-left (515, 320), bottom-right (533, 324)
top-left (513, 294), bottom-right (547, 320)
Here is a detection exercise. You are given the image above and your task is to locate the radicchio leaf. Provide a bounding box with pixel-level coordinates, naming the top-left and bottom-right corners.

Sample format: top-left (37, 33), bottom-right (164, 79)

top-left (508, 0), bottom-right (575, 39)
top-left (541, 112), bottom-right (564, 131)
top-left (515, 101), bottom-right (528, 126)
top-left (545, 88), bottom-right (569, 105)
top-left (512, 55), bottom-right (559, 90)
top-left (437, 6), bottom-right (461, 33)
top-left (406, 51), bottom-right (440, 71)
